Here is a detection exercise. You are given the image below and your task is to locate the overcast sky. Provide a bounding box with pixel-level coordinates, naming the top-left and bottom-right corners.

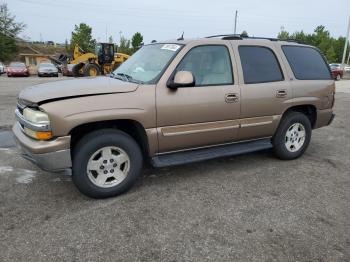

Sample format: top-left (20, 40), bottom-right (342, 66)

top-left (4, 0), bottom-right (350, 44)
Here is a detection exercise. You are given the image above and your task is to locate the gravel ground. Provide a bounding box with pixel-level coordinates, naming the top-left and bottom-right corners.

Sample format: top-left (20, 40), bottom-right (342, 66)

top-left (0, 76), bottom-right (349, 262)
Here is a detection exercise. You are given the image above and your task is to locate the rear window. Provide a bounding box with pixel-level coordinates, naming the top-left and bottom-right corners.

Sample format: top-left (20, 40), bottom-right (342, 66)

top-left (282, 46), bottom-right (331, 80)
top-left (239, 46), bottom-right (284, 84)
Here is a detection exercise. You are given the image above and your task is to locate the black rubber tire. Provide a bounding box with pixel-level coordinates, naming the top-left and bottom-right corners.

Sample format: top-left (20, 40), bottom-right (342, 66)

top-left (83, 63), bottom-right (101, 77)
top-left (72, 129), bottom-right (143, 199)
top-left (72, 63), bottom-right (84, 77)
top-left (272, 112), bottom-right (312, 160)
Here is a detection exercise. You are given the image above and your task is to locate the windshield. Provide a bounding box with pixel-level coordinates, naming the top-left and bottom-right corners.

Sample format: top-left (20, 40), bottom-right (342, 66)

top-left (10, 62), bottom-right (25, 68)
top-left (112, 43), bottom-right (183, 84)
top-left (39, 63), bottom-right (55, 68)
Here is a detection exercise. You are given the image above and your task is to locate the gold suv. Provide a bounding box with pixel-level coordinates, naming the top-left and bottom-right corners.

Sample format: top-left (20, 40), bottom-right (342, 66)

top-left (13, 35), bottom-right (335, 198)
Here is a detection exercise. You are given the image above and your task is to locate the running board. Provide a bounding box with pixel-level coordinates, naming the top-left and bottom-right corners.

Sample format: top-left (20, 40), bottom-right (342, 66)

top-left (151, 138), bottom-right (273, 168)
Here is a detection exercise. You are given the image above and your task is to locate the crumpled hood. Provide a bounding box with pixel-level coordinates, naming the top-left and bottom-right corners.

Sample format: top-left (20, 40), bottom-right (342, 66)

top-left (19, 76), bottom-right (138, 105)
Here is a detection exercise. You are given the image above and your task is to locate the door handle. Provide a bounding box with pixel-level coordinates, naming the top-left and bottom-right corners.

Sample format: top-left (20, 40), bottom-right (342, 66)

top-left (225, 93), bottom-right (239, 103)
top-left (276, 90), bottom-right (287, 98)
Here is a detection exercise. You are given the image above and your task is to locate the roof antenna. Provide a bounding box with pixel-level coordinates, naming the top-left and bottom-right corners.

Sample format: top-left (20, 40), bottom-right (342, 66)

top-left (177, 31), bottom-right (184, 41)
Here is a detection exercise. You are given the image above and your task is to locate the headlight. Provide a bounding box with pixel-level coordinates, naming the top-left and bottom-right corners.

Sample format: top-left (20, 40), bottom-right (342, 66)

top-left (22, 108), bottom-right (52, 140)
top-left (23, 108), bottom-right (50, 124)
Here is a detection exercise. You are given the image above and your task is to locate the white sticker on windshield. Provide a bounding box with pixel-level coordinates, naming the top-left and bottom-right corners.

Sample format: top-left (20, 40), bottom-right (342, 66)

top-left (161, 44), bottom-right (181, 52)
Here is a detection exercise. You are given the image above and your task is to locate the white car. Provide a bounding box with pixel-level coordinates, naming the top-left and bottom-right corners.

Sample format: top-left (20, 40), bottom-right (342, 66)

top-left (344, 65), bottom-right (350, 72)
top-left (0, 62), bottom-right (5, 74)
top-left (37, 63), bottom-right (59, 77)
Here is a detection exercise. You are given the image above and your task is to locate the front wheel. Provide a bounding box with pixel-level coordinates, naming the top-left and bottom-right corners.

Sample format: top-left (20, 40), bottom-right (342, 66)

top-left (272, 112), bottom-right (312, 160)
top-left (72, 129), bottom-right (143, 198)
top-left (83, 63), bottom-right (101, 77)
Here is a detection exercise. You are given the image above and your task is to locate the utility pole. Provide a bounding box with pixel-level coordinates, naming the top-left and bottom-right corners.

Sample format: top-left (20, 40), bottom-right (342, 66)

top-left (341, 16), bottom-right (350, 68)
top-left (234, 10), bottom-right (238, 35)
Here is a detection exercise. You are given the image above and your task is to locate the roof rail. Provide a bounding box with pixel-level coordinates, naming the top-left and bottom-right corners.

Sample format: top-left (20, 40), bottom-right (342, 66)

top-left (206, 34), bottom-right (242, 40)
top-left (205, 34), bottom-right (300, 43)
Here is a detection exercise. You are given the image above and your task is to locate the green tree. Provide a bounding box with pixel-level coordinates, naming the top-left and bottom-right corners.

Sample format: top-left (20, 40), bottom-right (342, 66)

top-left (118, 36), bottom-right (132, 55)
top-left (108, 35), bottom-right (113, 43)
top-left (64, 38), bottom-right (69, 53)
top-left (277, 30), bottom-right (290, 40)
top-left (131, 32), bottom-right (143, 52)
top-left (70, 23), bottom-right (96, 53)
top-left (0, 3), bottom-right (25, 61)
top-left (326, 46), bottom-right (337, 62)
top-left (241, 31), bottom-right (249, 37)
top-left (277, 25), bottom-right (349, 63)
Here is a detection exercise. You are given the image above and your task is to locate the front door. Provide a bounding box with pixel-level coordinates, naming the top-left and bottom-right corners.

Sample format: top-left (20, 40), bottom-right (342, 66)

top-left (156, 43), bottom-right (241, 153)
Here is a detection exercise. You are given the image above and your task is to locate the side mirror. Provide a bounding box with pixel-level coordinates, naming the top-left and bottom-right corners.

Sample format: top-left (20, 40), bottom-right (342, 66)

top-left (167, 71), bottom-right (195, 89)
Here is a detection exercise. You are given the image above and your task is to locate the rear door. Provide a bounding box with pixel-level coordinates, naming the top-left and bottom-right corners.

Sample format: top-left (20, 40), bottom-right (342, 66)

top-left (232, 42), bottom-right (292, 140)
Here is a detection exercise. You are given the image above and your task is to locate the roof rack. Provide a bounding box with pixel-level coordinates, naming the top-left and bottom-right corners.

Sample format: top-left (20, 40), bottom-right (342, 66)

top-left (205, 34), bottom-right (300, 43)
top-left (206, 34), bottom-right (242, 40)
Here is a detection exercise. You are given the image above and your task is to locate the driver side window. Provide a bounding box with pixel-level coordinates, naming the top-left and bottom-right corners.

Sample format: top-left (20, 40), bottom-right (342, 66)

top-left (176, 45), bottom-right (233, 86)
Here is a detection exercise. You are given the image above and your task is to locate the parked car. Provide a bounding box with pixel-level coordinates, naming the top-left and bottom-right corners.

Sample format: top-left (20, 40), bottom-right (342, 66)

top-left (7, 62), bottom-right (29, 77)
top-left (13, 36), bottom-right (335, 198)
top-left (344, 65), bottom-right (350, 72)
top-left (38, 63), bottom-right (59, 77)
top-left (0, 62), bottom-right (5, 75)
top-left (329, 63), bottom-right (343, 80)
top-left (62, 64), bottom-right (74, 76)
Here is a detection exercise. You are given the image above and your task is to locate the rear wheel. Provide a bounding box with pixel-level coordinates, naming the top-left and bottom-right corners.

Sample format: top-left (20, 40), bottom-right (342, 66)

top-left (72, 129), bottom-right (143, 198)
top-left (83, 63), bottom-right (101, 77)
top-left (272, 112), bottom-right (311, 160)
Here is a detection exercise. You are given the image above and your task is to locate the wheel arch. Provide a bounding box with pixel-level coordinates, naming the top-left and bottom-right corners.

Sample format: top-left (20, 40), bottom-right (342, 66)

top-left (282, 104), bottom-right (317, 128)
top-left (69, 119), bottom-right (150, 159)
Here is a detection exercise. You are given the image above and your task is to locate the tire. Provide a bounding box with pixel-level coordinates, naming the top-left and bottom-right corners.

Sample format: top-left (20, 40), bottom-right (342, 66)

top-left (72, 129), bottom-right (143, 198)
top-left (72, 63), bottom-right (84, 77)
top-left (83, 63), bottom-right (101, 77)
top-left (272, 112), bottom-right (312, 160)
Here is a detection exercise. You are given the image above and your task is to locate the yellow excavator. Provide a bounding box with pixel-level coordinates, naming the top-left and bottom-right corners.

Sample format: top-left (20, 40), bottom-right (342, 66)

top-left (59, 43), bottom-right (129, 77)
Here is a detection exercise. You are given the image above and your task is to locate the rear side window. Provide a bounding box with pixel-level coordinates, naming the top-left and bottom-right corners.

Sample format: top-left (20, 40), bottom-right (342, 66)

top-left (282, 46), bottom-right (331, 80)
top-left (239, 46), bottom-right (284, 84)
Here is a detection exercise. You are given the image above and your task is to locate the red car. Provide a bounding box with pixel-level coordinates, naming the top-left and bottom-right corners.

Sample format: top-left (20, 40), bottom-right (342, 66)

top-left (7, 62), bottom-right (29, 77)
top-left (329, 63), bottom-right (343, 80)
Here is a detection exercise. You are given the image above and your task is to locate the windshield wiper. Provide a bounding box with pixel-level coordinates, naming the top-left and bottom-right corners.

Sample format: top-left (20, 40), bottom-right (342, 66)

top-left (110, 72), bottom-right (127, 82)
top-left (116, 73), bottom-right (144, 84)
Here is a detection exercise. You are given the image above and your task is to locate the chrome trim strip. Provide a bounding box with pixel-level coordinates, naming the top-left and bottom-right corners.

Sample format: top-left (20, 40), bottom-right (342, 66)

top-left (162, 125), bottom-right (239, 137)
top-left (15, 109), bottom-right (51, 132)
top-left (240, 121), bottom-right (272, 128)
